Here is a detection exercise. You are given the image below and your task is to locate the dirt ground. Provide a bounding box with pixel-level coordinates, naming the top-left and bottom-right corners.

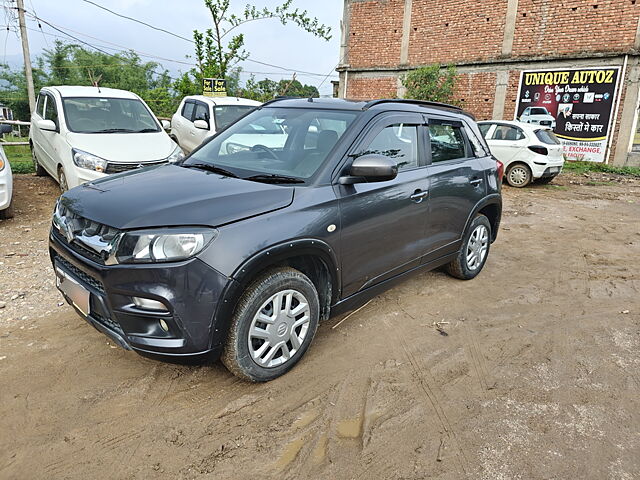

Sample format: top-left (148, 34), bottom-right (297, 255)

top-left (1, 172), bottom-right (639, 480)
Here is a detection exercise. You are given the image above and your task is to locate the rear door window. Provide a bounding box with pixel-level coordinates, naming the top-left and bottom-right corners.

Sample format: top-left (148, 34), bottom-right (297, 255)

top-left (182, 101), bottom-right (195, 121)
top-left (428, 124), bottom-right (467, 162)
top-left (491, 125), bottom-right (525, 141)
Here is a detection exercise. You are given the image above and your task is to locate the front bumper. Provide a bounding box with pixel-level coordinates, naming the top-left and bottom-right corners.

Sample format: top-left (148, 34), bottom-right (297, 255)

top-left (50, 228), bottom-right (232, 361)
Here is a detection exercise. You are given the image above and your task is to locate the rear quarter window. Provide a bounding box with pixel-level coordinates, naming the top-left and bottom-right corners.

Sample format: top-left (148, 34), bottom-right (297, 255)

top-left (535, 129), bottom-right (561, 145)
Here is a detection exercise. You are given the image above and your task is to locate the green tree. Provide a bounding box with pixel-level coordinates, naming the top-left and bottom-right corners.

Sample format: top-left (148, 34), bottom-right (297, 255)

top-left (238, 75), bottom-right (319, 102)
top-left (178, 0), bottom-right (331, 96)
top-left (401, 64), bottom-right (458, 104)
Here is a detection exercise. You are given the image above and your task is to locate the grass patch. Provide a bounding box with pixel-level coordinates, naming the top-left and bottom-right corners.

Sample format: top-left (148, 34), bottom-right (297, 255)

top-left (544, 184), bottom-right (568, 190)
top-left (563, 161), bottom-right (640, 177)
top-left (1, 138), bottom-right (34, 174)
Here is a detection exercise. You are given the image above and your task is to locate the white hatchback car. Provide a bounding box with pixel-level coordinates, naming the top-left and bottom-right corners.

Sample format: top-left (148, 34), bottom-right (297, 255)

top-left (0, 144), bottom-right (13, 219)
top-left (518, 106), bottom-right (556, 129)
top-left (478, 120), bottom-right (564, 187)
top-left (170, 96), bottom-right (261, 153)
top-left (30, 86), bottom-right (183, 191)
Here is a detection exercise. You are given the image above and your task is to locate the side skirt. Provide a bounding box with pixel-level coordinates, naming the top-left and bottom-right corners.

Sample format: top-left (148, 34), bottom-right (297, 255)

top-left (330, 252), bottom-right (458, 318)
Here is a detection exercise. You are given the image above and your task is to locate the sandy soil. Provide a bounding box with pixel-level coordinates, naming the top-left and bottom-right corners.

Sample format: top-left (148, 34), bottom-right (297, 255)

top-left (1, 172), bottom-right (639, 479)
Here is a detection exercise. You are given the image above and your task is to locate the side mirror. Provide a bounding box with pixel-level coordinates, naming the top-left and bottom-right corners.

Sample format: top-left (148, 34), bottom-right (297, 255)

top-left (339, 154), bottom-right (398, 185)
top-left (194, 119), bottom-right (209, 130)
top-left (37, 119), bottom-right (57, 132)
top-left (161, 120), bottom-right (171, 131)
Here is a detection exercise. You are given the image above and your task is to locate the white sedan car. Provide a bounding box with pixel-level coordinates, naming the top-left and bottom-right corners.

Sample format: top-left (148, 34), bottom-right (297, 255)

top-left (478, 120), bottom-right (564, 187)
top-left (518, 106), bottom-right (556, 129)
top-left (30, 86), bottom-right (183, 192)
top-left (0, 144), bottom-right (13, 219)
top-left (170, 96), bottom-right (261, 153)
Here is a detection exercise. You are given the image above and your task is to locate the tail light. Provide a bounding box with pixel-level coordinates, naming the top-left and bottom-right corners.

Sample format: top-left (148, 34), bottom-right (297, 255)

top-left (528, 145), bottom-right (548, 155)
top-left (496, 159), bottom-right (504, 180)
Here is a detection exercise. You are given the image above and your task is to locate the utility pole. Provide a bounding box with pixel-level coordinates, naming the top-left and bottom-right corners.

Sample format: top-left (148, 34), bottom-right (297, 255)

top-left (16, 0), bottom-right (35, 114)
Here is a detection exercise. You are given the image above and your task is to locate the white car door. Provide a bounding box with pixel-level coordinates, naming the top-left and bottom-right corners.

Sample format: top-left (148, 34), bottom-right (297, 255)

top-left (190, 101), bottom-right (211, 150)
top-left (38, 93), bottom-right (62, 176)
top-left (174, 100), bottom-right (195, 152)
top-left (485, 124), bottom-right (527, 166)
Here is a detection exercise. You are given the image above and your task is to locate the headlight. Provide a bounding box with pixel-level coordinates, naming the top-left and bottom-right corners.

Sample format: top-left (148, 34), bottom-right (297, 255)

top-left (166, 145), bottom-right (185, 163)
top-left (72, 149), bottom-right (107, 173)
top-left (114, 227), bottom-right (217, 263)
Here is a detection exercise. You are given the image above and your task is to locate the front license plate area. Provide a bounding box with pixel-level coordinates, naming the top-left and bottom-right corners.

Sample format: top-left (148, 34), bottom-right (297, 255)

top-left (56, 266), bottom-right (90, 316)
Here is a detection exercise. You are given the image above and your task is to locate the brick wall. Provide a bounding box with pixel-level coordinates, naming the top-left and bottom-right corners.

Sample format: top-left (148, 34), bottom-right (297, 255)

top-left (454, 71), bottom-right (499, 120)
top-left (408, 0), bottom-right (507, 65)
top-left (348, 0), bottom-right (405, 68)
top-left (511, 0), bottom-right (640, 59)
top-left (347, 76), bottom-right (398, 100)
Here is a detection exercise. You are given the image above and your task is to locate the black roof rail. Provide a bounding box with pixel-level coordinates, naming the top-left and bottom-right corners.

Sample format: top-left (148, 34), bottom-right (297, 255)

top-left (363, 98), bottom-right (463, 112)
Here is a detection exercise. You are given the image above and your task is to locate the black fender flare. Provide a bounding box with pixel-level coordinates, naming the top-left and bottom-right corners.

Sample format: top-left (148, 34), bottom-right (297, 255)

top-left (208, 239), bottom-right (341, 350)
top-left (462, 194), bottom-right (502, 242)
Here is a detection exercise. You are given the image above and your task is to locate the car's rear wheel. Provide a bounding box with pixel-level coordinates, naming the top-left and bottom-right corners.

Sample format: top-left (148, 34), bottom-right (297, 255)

top-left (446, 214), bottom-right (491, 280)
top-left (31, 147), bottom-right (47, 177)
top-left (505, 163), bottom-right (532, 188)
top-left (222, 267), bottom-right (319, 382)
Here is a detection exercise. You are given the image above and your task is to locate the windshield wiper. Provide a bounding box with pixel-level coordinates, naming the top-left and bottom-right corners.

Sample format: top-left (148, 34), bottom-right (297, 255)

top-left (244, 173), bottom-right (304, 184)
top-left (132, 128), bottom-right (159, 133)
top-left (182, 162), bottom-right (239, 178)
top-left (94, 128), bottom-right (136, 133)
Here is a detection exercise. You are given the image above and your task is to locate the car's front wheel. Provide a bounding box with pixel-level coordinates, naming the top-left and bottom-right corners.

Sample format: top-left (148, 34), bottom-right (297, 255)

top-left (222, 267), bottom-right (319, 382)
top-left (446, 214), bottom-right (491, 280)
top-left (58, 167), bottom-right (69, 193)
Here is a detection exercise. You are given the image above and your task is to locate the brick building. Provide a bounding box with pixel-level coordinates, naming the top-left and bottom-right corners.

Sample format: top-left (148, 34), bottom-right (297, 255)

top-left (337, 0), bottom-right (640, 165)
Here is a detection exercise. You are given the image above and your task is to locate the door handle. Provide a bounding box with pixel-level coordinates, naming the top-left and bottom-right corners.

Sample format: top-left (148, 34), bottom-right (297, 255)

top-left (410, 190), bottom-right (428, 203)
top-left (470, 178), bottom-right (483, 185)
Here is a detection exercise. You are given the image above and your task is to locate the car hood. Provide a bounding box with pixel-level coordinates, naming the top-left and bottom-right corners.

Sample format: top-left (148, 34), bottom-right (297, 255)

top-left (61, 164), bottom-right (295, 229)
top-left (65, 131), bottom-right (176, 162)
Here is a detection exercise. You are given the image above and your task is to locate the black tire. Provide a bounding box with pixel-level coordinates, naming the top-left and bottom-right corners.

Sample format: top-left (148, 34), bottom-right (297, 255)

top-left (0, 199), bottom-right (14, 219)
top-left (537, 176), bottom-right (555, 185)
top-left (446, 214), bottom-right (491, 280)
top-left (31, 146), bottom-right (47, 177)
top-left (222, 267), bottom-right (320, 382)
top-left (505, 163), bottom-right (532, 188)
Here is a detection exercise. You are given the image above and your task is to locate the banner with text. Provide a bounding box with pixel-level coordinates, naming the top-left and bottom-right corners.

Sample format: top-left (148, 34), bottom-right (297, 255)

top-left (515, 67), bottom-right (621, 163)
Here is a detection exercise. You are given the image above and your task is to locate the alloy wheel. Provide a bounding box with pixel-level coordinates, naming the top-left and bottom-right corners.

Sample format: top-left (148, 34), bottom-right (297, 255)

top-left (59, 170), bottom-right (68, 193)
top-left (466, 224), bottom-right (489, 271)
top-left (247, 289), bottom-right (311, 368)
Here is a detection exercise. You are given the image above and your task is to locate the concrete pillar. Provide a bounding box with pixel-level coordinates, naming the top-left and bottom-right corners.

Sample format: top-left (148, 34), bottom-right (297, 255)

top-left (400, 0), bottom-right (413, 65)
top-left (492, 70), bottom-right (509, 119)
top-left (612, 57), bottom-right (640, 166)
top-left (501, 0), bottom-right (519, 56)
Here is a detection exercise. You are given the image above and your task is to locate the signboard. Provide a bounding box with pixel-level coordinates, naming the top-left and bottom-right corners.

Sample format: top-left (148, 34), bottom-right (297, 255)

top-left (203, 78), bottom-right (227, 97)
top-left (514, 67), bottom-right (621, 163)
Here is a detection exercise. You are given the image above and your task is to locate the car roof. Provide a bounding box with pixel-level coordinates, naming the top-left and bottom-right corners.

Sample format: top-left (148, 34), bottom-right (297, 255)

top-left (43, 86), bottom-right (141, 99)
top-left (183, 95), bottom-right (262, 106)
top-left (478, 119), bottom-right (546, 131)
top-left (261, 97), bottom-right (474, 119)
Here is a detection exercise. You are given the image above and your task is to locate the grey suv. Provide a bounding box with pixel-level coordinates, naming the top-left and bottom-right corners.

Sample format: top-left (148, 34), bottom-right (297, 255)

top-left (49, 98), bottom-right (503, 381)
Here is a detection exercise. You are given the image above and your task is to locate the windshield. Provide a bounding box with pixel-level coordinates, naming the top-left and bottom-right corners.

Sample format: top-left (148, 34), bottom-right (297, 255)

top-left (214, 105), bottom-right (256, 130)
top-left (530, 107), bottom-right (549, 115)
top-left (62, 97), bottom-right (160, 134)
top-left (186, 107), bottom-right (358, 180)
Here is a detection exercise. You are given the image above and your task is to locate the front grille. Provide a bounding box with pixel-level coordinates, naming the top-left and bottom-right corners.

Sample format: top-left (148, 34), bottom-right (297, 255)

top-left (52, 228), bottom-right (104, 264)
top-left (105, 159), bottom-right (167, 174)
top-left (55, 253), bottom-right (106, 295)
top-left (540, 121), bottom-right (552, 126)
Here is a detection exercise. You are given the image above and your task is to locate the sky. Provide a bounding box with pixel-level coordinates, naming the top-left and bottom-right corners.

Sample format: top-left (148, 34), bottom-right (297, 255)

top-left (1, 0), bottom-right (343, 96)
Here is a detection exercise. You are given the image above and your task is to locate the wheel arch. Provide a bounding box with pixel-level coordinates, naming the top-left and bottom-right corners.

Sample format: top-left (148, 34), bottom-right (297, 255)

top-left (463, 195), bottom-right (502, 243)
